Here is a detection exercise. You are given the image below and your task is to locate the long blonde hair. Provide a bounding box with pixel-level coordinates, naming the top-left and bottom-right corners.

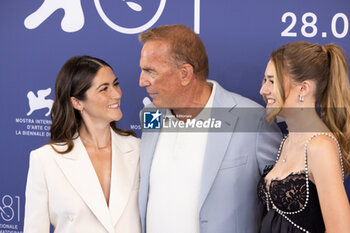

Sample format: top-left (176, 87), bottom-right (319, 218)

top-left (267, 41), bottom-right (350, 175)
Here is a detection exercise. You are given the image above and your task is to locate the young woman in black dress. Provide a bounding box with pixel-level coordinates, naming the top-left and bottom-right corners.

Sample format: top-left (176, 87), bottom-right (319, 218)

top-left (258, 41), bottom-right (350, 233)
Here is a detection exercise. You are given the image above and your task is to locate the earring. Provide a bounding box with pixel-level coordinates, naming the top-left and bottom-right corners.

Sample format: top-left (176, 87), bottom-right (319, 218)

top-left (299, 95), bottom-right (304, 102)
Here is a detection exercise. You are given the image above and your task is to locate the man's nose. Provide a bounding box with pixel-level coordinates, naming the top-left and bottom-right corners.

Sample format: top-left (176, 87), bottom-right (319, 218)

top-left (139, 71), bottom-right (150, 87)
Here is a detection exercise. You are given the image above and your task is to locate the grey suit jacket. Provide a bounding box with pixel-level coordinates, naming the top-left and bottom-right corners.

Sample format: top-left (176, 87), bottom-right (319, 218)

top-left (138, 81), bottom-right (282, 233)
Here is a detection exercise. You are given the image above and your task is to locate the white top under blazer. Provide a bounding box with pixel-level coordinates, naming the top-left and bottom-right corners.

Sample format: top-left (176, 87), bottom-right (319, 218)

top-left (23, 129), bottom-right (141, 233)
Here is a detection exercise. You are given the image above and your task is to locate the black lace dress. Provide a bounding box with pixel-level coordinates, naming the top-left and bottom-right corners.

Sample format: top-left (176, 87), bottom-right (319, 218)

top-left (255, 133), bottom-right (345, 233)
top-left (257, 133), bottom-right (346, 232)
top-left (257, 166), bottom-right (325, 233)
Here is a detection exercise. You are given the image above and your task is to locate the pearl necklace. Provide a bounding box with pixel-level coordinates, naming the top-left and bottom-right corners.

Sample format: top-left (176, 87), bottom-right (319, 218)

top-left (265, 132), bottom-right (345, 233)
top-left (279, 135), bottom-right (288, 163)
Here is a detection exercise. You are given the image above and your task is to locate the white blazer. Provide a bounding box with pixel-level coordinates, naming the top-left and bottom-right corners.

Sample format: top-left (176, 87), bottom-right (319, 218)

top-left (24, 129), bottom-right (141, 233)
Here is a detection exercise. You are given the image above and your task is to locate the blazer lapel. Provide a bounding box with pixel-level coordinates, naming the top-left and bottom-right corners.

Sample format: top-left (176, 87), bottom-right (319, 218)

top-left (54, 138), bottom-right (115, 233)
top-left (199, 81), bottom-right (239, 209)
top-left (109, 132), bottom-right (139, 226)
top-left (139, 130), bottom-right (159, 228)
top-left (138, 104), bottom-right (163, 226)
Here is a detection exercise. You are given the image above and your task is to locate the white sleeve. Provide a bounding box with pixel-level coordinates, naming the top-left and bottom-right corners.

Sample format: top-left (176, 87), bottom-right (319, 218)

top-left (23, 151), bottom-right (50, 233)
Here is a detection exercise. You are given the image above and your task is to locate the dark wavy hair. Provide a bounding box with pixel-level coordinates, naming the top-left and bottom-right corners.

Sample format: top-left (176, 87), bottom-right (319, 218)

top-left (49, 55), bottom-right (136, 154)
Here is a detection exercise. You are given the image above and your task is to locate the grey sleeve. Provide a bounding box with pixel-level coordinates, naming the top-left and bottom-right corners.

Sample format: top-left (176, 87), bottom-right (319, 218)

top-left (255, 115), bottom-right (282, 175)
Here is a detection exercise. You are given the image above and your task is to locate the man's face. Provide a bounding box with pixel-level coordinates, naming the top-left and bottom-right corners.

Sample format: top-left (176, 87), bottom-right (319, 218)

top-left (139, 40), bottom-right (183, 108)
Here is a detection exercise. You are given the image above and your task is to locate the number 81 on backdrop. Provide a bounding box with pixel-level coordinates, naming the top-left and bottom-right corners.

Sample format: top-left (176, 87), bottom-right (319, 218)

top-left (0, 195), bottom-right (21, 222)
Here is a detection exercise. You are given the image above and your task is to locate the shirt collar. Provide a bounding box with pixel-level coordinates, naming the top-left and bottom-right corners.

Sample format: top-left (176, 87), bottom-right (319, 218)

top-left (164, 80), bottom-right (217, 121)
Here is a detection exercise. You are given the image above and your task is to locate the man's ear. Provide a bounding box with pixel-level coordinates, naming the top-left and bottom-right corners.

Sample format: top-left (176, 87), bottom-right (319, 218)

top-left (180, 63), bottom-right (194, 86)
top-left (70, 97), bottom-right (83, 111)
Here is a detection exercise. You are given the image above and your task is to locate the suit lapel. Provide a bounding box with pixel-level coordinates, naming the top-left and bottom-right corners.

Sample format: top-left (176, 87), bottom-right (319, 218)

top-left (54, 137), bottom-right (115, 233)
top-left (109, 132), bottom-right (139, 226)
top-left (139, 104), bottom-right (163, 225)
top-left (139, 130), bottom-right (159, 228)
top-left (199, 81), bottom-right (239, 209)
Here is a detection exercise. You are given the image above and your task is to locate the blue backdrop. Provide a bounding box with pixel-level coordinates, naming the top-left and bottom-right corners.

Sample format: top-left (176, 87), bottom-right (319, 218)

top-left (1, 0), bottom-right (349, 231)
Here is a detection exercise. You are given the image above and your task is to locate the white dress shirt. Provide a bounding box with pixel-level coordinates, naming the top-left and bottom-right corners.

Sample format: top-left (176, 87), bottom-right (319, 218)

top-left (146, 81), bottom-right (216, 233)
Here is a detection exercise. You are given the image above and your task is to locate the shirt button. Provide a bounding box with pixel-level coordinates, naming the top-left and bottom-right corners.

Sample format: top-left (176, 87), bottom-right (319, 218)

top-left (68, 215), bottom-right (74, 221)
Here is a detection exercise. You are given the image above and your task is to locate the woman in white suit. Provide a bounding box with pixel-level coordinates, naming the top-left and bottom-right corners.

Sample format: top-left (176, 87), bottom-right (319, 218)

top-left (24, 56), bottom-right (141, 233)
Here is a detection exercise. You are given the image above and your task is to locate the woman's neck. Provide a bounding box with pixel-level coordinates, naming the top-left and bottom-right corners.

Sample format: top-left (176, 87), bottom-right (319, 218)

top-left (79, 121), bottom-right (111, 150)
top-left (282, 107), bottom-right (329, 135)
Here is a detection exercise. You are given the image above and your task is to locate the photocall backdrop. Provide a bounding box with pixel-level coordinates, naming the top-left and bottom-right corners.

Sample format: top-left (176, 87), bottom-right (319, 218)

top-left (1, 0), bottom-right (349, 231)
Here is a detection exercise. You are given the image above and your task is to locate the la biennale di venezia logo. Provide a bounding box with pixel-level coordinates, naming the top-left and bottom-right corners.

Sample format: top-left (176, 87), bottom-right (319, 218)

top-left (24, 0), bottom-right (166, 34)
top-left (24, 0), bottom-right (201, 34)
top-left (14, 88), bottom-right (53, 138)
top-left (26, 88), bottom-right (53, 117)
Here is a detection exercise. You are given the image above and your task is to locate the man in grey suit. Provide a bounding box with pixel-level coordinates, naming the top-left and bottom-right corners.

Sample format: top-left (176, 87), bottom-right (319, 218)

top-left (138, 24), bottom-right (282, 233)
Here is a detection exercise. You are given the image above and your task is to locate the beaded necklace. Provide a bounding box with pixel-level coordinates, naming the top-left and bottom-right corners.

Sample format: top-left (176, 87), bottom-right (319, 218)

top-left (264, 132), bottom-right (345, 233)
